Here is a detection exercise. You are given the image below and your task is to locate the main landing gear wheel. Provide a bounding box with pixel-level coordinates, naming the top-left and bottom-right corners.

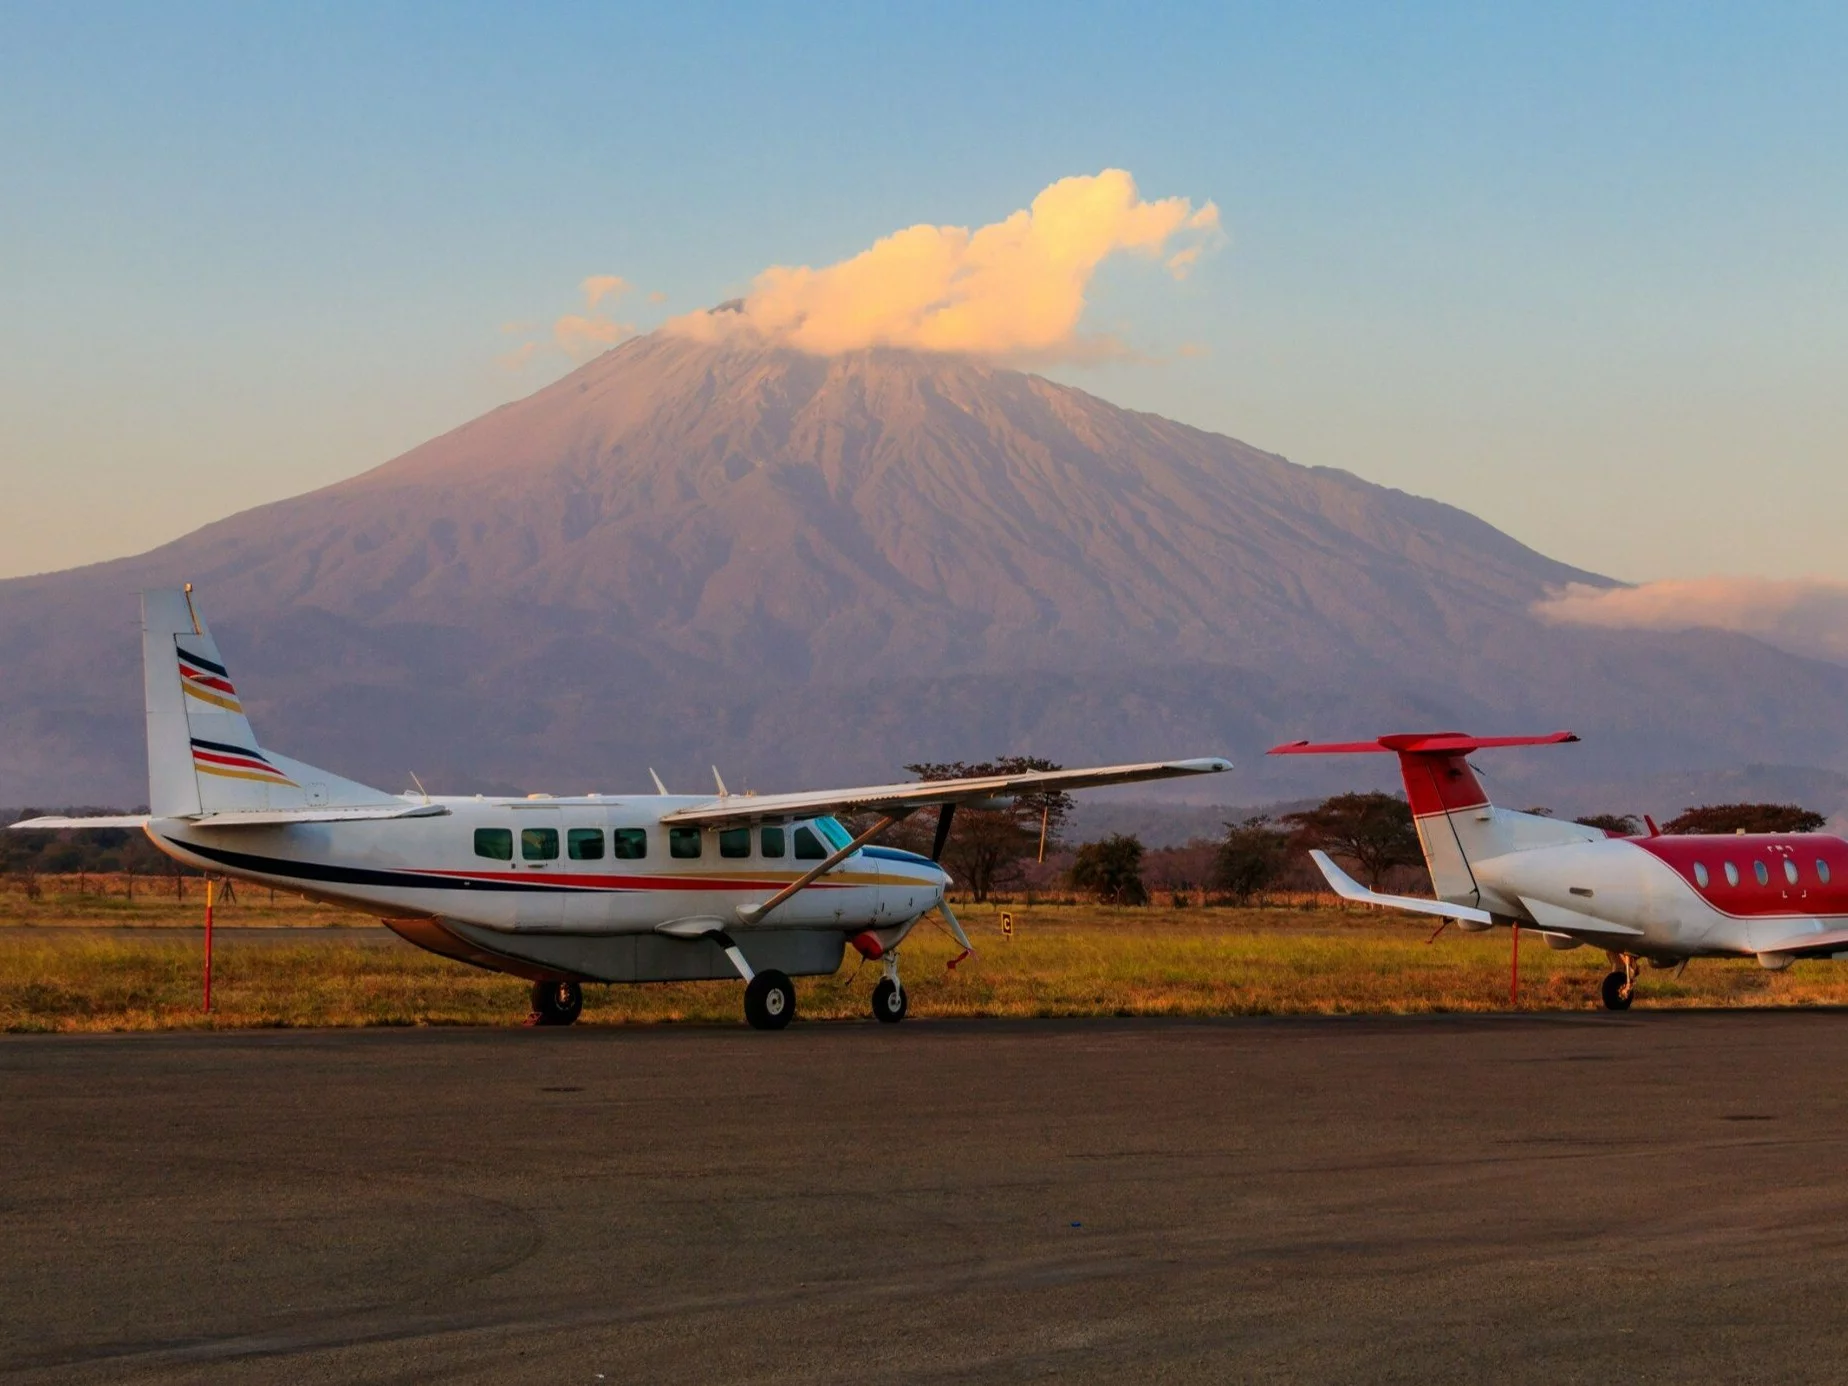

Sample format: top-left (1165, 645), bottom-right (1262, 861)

top-left (871, 977), bottom-right (908, 1024)
top-left (744, 970), bottom-right (796, 1031)
top-left (1600, 970), bottom-right (1634, 1012)
top-left (530, 979), bottom-right (583, 1026)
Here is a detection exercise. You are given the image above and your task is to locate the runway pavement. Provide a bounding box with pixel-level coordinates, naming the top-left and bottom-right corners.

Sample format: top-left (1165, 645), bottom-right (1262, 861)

top-left (5, 1011), bottom-right (1848, 1384)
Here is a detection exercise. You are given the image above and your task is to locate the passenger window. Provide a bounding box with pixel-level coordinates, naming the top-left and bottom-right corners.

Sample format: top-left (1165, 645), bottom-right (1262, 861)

top-left (1820, 860), bottom-right (1833, 886)
top-left (474, 827), bottom-right (513, 861)
top-left (1693, 863), bottom-right (1709, 889)
top-left (612, 828), bottom-right (647, 860)
top-left (1785, 859), bottom-right (1800, 886)
top-left (719, 826), bottom-right (751, 858)
top-left (522, 827), bottom-right (559, 861)
top-left (1753, 861), bottom-right (1770, 886)
top-left (1724, 862), bottom-right (1740, 887)
top-left (669, 826), bottom-right (702, 859)
top-left (793, 825), bottom-right (827, 860)
top-left (760, 825), bottom-right (786, 858)
top-left (568, 828), bottom-right (604, 861)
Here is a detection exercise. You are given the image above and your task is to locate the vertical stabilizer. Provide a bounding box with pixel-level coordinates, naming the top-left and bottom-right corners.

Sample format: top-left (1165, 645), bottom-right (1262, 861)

top-left (142, 588), bottom-right (393, 818)
top-left (1270, 732), bottom-right (1597, 913)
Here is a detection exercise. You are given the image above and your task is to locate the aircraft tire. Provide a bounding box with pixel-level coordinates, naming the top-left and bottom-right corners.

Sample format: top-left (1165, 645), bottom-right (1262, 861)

top-left (1599, 971), bottom-right (1633, 1012)
top-left (744, 970), bottom-right (796, 1031)
top-left (871, 978), bottom-right (908, 1023)
top-left (530, 979), bottom-right (584, 1026)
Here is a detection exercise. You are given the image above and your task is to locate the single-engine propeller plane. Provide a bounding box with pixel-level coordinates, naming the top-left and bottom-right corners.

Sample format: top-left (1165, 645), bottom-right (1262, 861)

top-left (1273, 731), bottom-right (1848, 1010)
top-left (12, 589), bottom-right (1231, 1028)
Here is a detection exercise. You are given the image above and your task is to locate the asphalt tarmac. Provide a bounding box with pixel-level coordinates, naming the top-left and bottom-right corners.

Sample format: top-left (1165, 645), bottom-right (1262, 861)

top-left (5, 1012), bottom-right (1848, 1384)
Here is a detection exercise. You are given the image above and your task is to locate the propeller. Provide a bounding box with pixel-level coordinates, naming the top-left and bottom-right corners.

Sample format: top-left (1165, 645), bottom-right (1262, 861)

top-left (936, 896), bottom-right (974, 952)
top-left (930, 802), bottom-right (956, 862)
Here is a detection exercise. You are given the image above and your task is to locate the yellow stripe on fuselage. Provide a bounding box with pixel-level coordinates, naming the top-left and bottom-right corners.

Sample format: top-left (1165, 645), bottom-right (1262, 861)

top-left (182, 683), bottom-right (244, 713)
top-left (196, 763), bottom-right (298, 787)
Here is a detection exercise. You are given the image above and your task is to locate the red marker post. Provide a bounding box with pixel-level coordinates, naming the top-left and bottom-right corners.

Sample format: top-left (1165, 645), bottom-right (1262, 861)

top-left (202, 877), bottom-right (215, 1013)
top-left (1508, 922), bottom-right (1520, 1008)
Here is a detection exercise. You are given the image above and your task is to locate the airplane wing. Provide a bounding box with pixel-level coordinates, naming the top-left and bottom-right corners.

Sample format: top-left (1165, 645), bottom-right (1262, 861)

top-left (658, 757), bottom-right (1232, 826)
top-left (1308, 850), bottom-right (1494, 925)
top-left (11, 804), bottom-right (448, 830)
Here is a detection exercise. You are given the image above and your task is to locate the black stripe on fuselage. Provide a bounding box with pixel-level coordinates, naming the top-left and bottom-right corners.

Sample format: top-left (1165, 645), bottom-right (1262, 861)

top-left (189, 736), bottom-right (272, 762)
top-left (176, 647), bottom-right (229, 677)
top-left (163, 835), bottom-right (599, 894)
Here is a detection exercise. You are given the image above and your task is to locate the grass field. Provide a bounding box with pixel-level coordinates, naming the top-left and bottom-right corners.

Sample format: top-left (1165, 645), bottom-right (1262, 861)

top-left (5, 876), bottom-right (1848, 1031)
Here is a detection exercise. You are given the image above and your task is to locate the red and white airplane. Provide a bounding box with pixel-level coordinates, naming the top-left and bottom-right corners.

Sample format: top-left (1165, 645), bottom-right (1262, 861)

top-left (11, 589), bottom-right (1231, 1028)
top-left (1272, 732), bottom-right (1848, 1010)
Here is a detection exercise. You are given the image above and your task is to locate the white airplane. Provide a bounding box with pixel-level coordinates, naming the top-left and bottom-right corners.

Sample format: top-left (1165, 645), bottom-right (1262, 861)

top-left (1273, 731), bottom-right (1848, 1010)
top-left (13, 589), bottom-right (1231, 1029)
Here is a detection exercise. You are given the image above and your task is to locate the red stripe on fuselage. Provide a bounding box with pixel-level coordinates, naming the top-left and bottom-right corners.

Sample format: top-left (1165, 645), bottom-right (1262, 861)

top-left (181, 668), bottom-right (238, 695)
top-left (414, 868), bottom-right (872, 892)
top-left (1635, 834), bottom-right (1848, 919)
top-left (192, 749), bottom-right (276, 773)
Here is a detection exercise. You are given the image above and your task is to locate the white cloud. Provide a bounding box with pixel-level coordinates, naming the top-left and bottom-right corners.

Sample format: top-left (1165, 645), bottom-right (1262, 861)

top-left (1534, 577), bottom-right (1848, 664)
top-left (553, 314), bottom-right (634, 359)
top-left (580, 275), bottom-right (629, 309)
top-left (666, 169), bottom-right (1221, 362)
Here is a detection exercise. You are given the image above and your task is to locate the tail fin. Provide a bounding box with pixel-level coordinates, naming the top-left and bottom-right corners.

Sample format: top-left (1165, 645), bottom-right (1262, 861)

top-left (143, 588), bottom-right (395, 818)
top-left (1270, 732), bottom-right (1599, 911)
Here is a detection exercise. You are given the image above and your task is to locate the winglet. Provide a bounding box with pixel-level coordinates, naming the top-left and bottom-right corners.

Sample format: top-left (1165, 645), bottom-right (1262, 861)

top-left (1309, 850), bottom-right (1493, 925)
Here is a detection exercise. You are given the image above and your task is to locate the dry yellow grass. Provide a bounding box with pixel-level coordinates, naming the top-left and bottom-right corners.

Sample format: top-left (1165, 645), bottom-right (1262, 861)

top-left (5, 880), bottom-right (1848, 1031)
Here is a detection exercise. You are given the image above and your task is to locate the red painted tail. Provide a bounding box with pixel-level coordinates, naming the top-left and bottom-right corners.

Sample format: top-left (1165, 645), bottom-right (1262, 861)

top-left (1269, 732), bottom-right (1587, 911)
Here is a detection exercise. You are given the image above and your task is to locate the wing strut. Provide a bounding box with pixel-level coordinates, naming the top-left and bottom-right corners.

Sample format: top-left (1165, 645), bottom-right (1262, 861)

top-left (735, 812), bottom-right (911, 927)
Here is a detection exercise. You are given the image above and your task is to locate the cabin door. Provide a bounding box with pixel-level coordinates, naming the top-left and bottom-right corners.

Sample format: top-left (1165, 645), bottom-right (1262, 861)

top-left (510, 807), bottom-right (566, 927)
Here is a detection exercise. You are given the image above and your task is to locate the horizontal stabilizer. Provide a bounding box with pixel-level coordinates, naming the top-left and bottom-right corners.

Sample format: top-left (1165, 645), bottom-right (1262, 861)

top-left (1755, 926), bottom-right (1848, 956)
top-left (10, 814), bottom-right (150, 831)
top-left (1271, 732), bottom-right (1579, 756)
top-left (1309, 850), bottom-right (1492, 924)
top-left (661, 757), bottom-right (1232, 827)
top-left (188, 804), bottom-right (450, 827)
top-left (1516, 896), bottom-right (1644, 939)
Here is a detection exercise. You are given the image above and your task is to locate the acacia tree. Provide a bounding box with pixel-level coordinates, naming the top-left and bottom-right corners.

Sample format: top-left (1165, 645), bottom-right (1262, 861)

top-left (1283, 792), bottom-right (1424, 889)
top-left (1213, 815), bottom-right (1292, 905)
top-left (903, 757), bottom-right (1073, 902)
top-left (1664, 803), bottom-right (1826, 834)
top-left (1070, 834), bottom-right (1148, 905)
top-left (1577, 813), bottom-right (1641, 837)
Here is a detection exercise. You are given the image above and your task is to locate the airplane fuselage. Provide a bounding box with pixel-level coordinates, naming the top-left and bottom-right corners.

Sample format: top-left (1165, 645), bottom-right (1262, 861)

top-left (148, 794), bottom-right (951, 985)
top-left (1469, 831), bottom-right (1848, 965)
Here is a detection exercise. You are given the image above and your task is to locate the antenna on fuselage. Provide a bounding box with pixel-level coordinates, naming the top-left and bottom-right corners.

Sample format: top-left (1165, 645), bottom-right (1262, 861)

top-left (712, 766), bottom-right (729, 797)
top-left (408, 770), bottom-right (429, 804)
top-left (649, 768), bottom-right (670, 795)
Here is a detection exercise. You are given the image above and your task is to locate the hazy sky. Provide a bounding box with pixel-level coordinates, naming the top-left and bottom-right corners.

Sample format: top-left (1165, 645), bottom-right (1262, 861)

top-left (3, 2), bottom-right (1844, 585)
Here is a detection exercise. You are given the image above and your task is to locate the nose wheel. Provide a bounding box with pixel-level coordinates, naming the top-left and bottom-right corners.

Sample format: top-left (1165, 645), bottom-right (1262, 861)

top-left (529, 979), bottom-right (583, 1026)
top-left (871, 955), bottom-right (908, 1023)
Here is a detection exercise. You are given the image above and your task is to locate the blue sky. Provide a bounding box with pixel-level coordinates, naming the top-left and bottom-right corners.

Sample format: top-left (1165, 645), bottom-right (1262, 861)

top-left (3, 1), bottom-right (1844, 584)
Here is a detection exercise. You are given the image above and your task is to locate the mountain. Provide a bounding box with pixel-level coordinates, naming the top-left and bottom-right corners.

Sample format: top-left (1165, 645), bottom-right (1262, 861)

top-left (5, 330), bottom-right (1848, 811)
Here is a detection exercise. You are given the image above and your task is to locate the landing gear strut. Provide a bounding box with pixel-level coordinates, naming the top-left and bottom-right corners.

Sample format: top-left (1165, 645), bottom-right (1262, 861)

top-left (1600, 953), bottom-right (1638, 1012)
top-left (871, 954), bottom-right (907, 1023)
top-left (530, 979), bottom-right (583, 1026)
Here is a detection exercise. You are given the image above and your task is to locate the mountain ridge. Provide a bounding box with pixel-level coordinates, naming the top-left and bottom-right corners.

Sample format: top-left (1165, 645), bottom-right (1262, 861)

top-left (3, 331), bottom-right (1844, 806)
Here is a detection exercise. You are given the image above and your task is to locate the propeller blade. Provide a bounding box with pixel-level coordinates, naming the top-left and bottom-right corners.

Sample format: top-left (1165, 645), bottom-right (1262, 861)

top-left (937, 898), bottom-right (974, 953)
top-left (931, 802), bottom-right (957, 862)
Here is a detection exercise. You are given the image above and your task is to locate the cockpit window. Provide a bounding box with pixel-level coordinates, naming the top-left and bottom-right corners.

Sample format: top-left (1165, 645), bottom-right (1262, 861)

top-left (793, 825), bottom-right (827, 860)
top-left (815, 817), bottom-right (854, 851)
